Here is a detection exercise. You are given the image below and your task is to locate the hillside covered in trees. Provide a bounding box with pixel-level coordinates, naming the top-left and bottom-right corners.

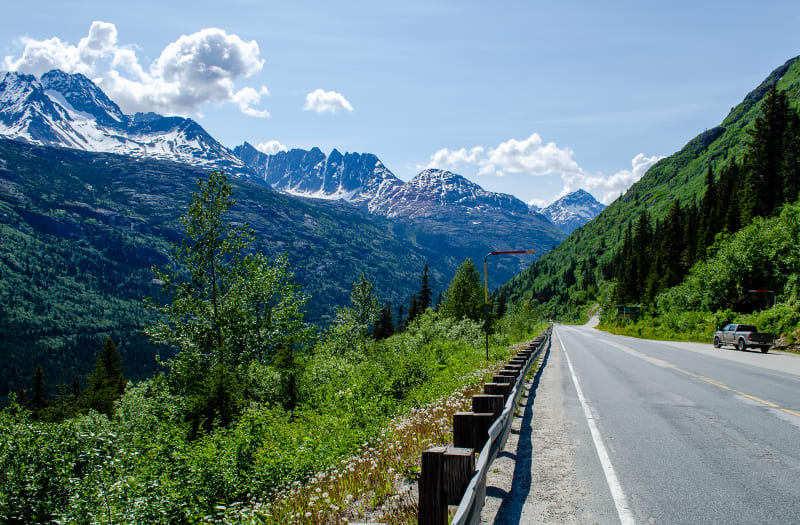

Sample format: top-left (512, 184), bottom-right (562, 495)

top-left (503, 55), bottom-right (800, 341)
top-left (0, 170), bottom-right (539, 523)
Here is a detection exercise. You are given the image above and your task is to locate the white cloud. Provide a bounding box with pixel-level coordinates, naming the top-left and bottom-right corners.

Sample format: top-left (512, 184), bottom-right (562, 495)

top-left (426, 146), bottom-right (484, 169)
top-left (3, 22), bottom-right (271, 119)
top-left (422, 133), bottom-right (662, 206)
top-left (303, 88), bottom-right (353, 114)
top-left (561, 153), bottom-right (663, 204)
top-left (255, 140), bottom-right (288, 155)
top-left (485, 133), bottom-right (582, 177)
top-left (422, 133), bottom-right (581, 178)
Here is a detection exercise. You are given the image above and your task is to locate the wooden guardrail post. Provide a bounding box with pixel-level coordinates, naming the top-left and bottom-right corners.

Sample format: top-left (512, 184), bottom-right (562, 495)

top-left (443, 447), bottom-right (476, 505)
top-left (419, 446), bottom-right (476, 524)
top-left (493, 374), bottom-right (514, 385)
top-left (419, 446), bottom-right (448, 525)
top-left (453, 412), bottom-right (495, 451)
top-left (483, 382), bottom-right (512, 401)
top-left (472, 394), bottom-right (504, 421)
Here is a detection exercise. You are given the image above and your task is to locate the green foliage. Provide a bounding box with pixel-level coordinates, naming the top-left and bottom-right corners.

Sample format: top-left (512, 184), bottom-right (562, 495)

top-left (146, 171), bottom-right (311, 430)
top-left (80, 337), bottom-right (126, 416)
top-left (439, 258), bottom-right (484, 323)
top-left (0, 138), bottom-right (471, 397)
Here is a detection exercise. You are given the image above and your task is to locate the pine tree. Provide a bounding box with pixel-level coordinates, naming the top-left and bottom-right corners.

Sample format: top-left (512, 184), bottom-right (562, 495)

top-left (31, 364), bottom-right (47, 410)
top-left (273, 340), bottom-right (300, 412)
top-left (661, 199), bottom-right (685, 289)
top-left (81, 337), bottom-right (127, 416)
top-left (493, 289), bottom-right (507, 319)
top-left (697, 165), bottom-right (716, 259)
top-left (418, 264), bottom-right (433, 311)
top-left (782, 110), bottom-right (800, 203)
top-left (632, 211), bottom-right (652, 301)
top-left (373, 301), bottom-right (395, 340)
top-left (406, 294), bottom-right (421, 326)
top-left (742, 84), bottom-right (789, 222)
top-left (396, 304), bottom-right (405, 331)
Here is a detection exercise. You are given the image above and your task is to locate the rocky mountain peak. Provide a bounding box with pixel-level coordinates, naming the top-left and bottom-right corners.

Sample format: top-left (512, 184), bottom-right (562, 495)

top-left (39, 69), bottom-right (126, 126)
top-left (540, 189), bottom-right (605, 233)
top-left (0, 69), bottom-right (244, 173)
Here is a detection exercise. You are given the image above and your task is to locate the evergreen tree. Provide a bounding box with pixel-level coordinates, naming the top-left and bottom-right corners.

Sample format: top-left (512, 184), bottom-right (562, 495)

top-left (81, 337), bottom-right (127, 416)
top-left (697, 165), bottom-right (717, 259)
top-left (435, 291), bottom-right (443, 310)
top-left (632, 210), bottom-right (652, 300)
top-left (782, 110), bottom-right (800, 203)
top-left (396, 304), bottom-right (405, 331)
top-left (406, 294), bottom-right (421, 326)
top-left (373, 301), bottom-right (395, 340)
top-left (742, 84), bottom-right (789, 222)
top-left (493, 289), bottom-right (507, 319)
top-left (31, 365), bottom-right (47, 410)
top-left (418, 264), bottom-right (433, 311)
top-left (661, 199), bottom-right (685, 289)
top-left (439, 258), bottom-right (484, 322)
top-left (272, 340), bottom-right (300, 412)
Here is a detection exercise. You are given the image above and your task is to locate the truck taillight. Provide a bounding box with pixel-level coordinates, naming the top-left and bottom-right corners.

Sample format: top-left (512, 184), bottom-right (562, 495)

top-left (748, 333), bottom-right (752, 340)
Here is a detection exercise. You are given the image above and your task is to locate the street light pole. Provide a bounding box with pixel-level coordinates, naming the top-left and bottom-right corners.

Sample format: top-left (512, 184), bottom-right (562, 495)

top-left (483, 250), bottom-right (536, 360)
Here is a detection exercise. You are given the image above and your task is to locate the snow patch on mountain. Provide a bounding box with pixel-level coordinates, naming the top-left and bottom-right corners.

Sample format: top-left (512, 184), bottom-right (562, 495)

top-left (0, 69), bottom-right (244, 173)
top-left (539, 189), bottom-right (606, 233)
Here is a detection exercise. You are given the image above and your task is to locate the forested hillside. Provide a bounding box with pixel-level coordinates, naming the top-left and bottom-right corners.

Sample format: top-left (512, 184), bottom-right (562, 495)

top-left (0, 139), bottom-right (458, 394)
top-left (0, 169), bottom-right (541, 523)
top-left (503, 55), bottom-right (800, 328)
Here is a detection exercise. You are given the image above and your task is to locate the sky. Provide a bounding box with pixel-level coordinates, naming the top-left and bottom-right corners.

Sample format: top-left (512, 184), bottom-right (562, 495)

top-left (2, 1), bottom-right (800, 206)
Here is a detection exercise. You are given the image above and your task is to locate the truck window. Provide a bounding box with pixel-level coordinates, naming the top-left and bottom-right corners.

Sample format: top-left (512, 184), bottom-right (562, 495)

top-left (739, 325), bottom-right (757, 332)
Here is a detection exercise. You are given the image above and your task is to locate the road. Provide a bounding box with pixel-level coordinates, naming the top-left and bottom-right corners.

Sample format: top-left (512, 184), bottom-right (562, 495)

top-left (482, 322), bottom-right (800, 524)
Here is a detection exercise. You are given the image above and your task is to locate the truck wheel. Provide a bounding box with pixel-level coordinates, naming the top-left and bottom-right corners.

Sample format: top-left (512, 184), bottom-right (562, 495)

top-left (738, 339), bottom-right (747, 352)
top-left (761, 346), bottom-right (769, 353)
top-left (713, 337), bottom-right (721, 348)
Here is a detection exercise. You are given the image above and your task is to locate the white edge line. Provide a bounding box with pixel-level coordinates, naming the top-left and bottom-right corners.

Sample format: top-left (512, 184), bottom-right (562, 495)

top-left (556, 327), bottom-right (636, 525)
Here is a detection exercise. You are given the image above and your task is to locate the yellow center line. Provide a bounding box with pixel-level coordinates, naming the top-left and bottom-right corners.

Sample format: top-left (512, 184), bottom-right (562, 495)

top-left (597, 337), bottom-right (797, 417)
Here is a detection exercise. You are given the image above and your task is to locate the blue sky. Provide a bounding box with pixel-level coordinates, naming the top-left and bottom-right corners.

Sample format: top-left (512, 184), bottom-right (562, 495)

top-left (3, 1), bottom-right (800, 205)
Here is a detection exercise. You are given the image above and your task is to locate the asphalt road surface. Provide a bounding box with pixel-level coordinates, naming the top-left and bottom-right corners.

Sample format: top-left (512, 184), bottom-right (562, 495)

top-left (483, 322), bottom-right (800, 524)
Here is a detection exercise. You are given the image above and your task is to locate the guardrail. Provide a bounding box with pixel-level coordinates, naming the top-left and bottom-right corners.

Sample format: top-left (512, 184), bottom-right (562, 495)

top-left (417, 327), bottom-right (552, 524)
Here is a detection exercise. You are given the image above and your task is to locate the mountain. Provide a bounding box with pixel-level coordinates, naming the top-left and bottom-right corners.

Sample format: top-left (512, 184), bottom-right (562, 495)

top-left (0, 137), bottom-right (461, 395)
top-left (233, 147), bottom-right (567, 279)
top-left (370, 168), bottom-right (530, 218)
top-left (501, 54), bottom-right (800, 313)
top-left (233, 142), bottom-right (403, 209)
top-left (0, 70), bottom-right (246, 174)
top-left (539, 189), bottom-right (606, 233)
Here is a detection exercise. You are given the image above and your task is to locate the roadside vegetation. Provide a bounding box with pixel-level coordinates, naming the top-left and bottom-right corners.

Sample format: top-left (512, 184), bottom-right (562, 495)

top-left (0, 171), bottom-right (544, 523)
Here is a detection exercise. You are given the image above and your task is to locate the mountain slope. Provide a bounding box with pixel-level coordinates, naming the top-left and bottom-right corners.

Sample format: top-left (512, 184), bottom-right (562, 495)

top-left (0, 70), bottom-right (246, 174)
top-left (502, 55), bottom-right (800, 311)
top-left (0, 138), bottom-right (459, 394)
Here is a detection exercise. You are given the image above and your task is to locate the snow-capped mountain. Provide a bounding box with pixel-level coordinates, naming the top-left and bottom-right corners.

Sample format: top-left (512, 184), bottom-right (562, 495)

top-left (539, 189), bottom-right (605, 233)
top-left (234, 142), bottom-right (403, 209)
top-left (0, 70), bottom-right (245, 173)
top-left (369, 168), bottom-right (530, 219)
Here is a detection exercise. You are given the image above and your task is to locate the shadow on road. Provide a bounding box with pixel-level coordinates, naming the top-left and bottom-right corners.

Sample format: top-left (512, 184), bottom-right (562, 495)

top-left (487, 337), bottom-right (552, 523)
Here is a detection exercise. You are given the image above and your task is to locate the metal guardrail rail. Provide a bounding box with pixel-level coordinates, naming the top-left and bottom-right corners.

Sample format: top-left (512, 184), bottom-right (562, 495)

top-left (450, 326), bottom-right (551, 525)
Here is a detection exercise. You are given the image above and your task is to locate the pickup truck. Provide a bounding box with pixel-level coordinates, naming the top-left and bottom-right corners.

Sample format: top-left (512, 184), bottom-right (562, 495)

top-left (713, 324), bottom-right (774, 353)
